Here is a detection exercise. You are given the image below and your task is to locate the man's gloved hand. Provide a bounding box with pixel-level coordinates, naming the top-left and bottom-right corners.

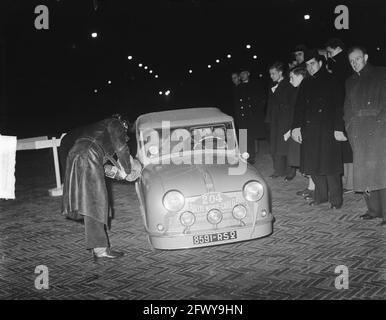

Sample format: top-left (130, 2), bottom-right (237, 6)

top-left (104, 164), bottom-right (127, 180)
top-left (291, 127), bottom-right (302, 143)
top-left (131, 158), bottom-right (142, 172)
top-left (125, 169), bottom-right (141, 182)
top-left (334, 130), bottom-right (348, 141)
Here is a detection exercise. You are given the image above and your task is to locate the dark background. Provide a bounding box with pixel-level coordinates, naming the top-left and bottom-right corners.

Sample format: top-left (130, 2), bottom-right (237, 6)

top-left (0, 0), bottom-right (385, 137)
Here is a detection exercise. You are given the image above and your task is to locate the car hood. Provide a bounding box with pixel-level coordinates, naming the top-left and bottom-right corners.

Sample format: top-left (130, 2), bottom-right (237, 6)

top-left (141, 156), bottom-right (264, 196)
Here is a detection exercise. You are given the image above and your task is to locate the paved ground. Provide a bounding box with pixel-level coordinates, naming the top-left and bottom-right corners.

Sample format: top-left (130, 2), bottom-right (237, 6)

top-left (1, 145), bottom-right (385, 300)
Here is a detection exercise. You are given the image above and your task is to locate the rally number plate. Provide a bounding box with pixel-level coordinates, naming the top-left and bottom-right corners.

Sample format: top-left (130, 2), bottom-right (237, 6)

top-left (192, 231), bottom-right (237, 245)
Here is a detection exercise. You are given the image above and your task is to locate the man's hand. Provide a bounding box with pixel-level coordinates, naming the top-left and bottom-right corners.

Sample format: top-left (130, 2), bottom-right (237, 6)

top-left (291, 128), bottom-right (302, 143)
top-left (334, 130), bottom-right (348, 141)
top-left (283, 130), bottom-right (291, 141)
top-left (125, 169), bottom-right (141, 182)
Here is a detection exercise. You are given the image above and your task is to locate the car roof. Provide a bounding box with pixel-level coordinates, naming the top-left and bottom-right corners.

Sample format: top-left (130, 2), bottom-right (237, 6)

top-left (136, 107), bottom-right (234, 131)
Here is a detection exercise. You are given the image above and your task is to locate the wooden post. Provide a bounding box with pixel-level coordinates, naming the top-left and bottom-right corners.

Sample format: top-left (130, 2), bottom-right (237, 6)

top-left (48, 137), bottom-right (63, 197)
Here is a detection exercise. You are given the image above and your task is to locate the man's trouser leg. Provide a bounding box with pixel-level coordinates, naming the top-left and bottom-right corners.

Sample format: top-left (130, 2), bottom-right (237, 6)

top-left (311, 175), bottom-right (328, 203)
top-left (327, 174), bottom-right (343, 206)
top-left (84, 216), bottom-right (110, 250)
top-left (379, 188), bottom-right (386, 221)
top-left (273, 155), bottom-right (286, 176)
top-left (247, 135), bottom-right (256, 161)
top-left (343, 163), bottom-right (354, 190)
top-left (363, 190), bottom-right (382, 218)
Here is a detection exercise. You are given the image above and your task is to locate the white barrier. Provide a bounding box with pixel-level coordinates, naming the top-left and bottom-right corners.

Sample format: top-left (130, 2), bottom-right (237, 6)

top-left (16, 133), bottom-right (66, 197)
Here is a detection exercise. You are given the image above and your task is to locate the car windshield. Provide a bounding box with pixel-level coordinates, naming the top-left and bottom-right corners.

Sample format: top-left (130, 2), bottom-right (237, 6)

top-left (139, 122), bottom-right (237, 158)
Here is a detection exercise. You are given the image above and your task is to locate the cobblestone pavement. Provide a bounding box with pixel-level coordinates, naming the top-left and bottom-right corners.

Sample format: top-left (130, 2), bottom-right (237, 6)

top-left (1, 146), bottom-right (385, 300)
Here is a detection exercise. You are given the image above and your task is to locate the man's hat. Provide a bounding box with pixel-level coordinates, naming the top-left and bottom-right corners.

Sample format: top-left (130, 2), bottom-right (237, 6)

top-left (238, 65), bottom-right (251, 73)
top-left (293, 44), bottom-right (308, 53)
top-left (304, 49), bottom-right (323, 62)
top-left (325, 38), bottom-right (345, 49)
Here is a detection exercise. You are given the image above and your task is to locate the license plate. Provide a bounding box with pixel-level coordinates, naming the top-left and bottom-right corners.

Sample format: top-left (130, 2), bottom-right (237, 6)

top-left (192, 231), bottom-right (237, 245)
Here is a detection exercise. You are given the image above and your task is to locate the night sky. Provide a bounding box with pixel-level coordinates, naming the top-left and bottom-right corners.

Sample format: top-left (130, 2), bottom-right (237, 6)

top-left (0, 0), bottom-right (385, 137)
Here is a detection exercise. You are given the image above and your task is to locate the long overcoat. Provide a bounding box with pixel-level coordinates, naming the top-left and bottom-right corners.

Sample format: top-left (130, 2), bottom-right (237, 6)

top-left (61, 118), bottom-right (132, 224)
top-left (266, 78), bottom-right (298, 157)
top-left (328, 50), bottom-right (354, 163)
top-left (233, 80), bottom-right (267, 139)
top-left (344, 64), bottom-right (386, 192)
top-left (292, 67), bottom-right (344, 175)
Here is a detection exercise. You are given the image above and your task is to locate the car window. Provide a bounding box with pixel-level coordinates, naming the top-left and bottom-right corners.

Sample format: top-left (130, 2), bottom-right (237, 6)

top-left (139, 122), bottom-right (236, 158)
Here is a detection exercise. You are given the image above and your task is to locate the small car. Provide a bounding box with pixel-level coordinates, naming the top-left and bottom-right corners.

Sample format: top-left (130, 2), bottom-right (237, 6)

top-left (134, 107), bottom-right (273, 249)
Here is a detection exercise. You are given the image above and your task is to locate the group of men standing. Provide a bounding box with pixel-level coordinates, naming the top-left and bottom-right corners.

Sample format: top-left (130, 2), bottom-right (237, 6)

top-left (231, 39), bottom-right (386, 226)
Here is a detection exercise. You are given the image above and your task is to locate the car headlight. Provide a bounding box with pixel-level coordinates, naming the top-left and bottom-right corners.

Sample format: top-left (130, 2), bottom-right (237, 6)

top-left (232, 204), bottom-right (247, 220)
top-left (207, 209), bottom-right (223, 225)
top-left (163, 190), bottom-right (185, 212)
top-left (180, 211), bottom-right (195, 227)
top-left (243, 180), bottom-right (264, 202)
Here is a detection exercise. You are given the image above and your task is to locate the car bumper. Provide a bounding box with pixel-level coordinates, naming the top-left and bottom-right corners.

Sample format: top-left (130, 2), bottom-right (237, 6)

top-left (147, 217), bottom-right (274, 250)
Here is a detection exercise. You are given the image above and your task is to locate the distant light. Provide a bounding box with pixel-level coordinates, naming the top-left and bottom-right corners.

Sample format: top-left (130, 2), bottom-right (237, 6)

top-left (149, 70), bottom-right (153, 74)
top-left (158, 91), bottom-right (163, 95)
top-left (128, 55), bottom-right (133, 60)
top-left (246, 44), bottom-right (251, 49)
top-left (107, 80), bottom-right (112, 84)
top-left (155, 75), bottom-right (159, 78)
top-left (144, 66), bottom-right (148, 70)
top-left (138, 63), bottom-right (143, 67)
top-left (253, 55), bottom-right (258, 59)
top-left (216, 59), bottom-right (220, 63)
top-left (377, 47), bottom-right (381, 51)
top-left (208, 64), bottom-right (212, 68)
top-left (94, 89), bottom-right (98, 93)
top-left (91, 32), bottom-right (98, 38)
top-left (188, 69), bottom-right (193, 74)
top-left (227, 54), bottom-right (231, 58)
top-left (304, 14), bottom-right (310, 20)
top-left (259, 74), bottom-right (263, 78)
top-left (165, 90), bottom-right (171, 96)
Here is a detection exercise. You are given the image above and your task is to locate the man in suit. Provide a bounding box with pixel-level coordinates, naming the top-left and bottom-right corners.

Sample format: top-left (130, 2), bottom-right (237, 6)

top-left (344, 46), bottom-right (386, 226)
top-left (291, 49), bottom-right (345, 209)
top-left (326, 38), bottom-right (354, 194)
top-left (233, 67), bottom-right (266, 163)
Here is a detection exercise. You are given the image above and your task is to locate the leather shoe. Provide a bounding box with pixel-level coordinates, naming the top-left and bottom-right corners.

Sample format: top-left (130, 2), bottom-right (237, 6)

top-left (296, 188), bottom-right (312, 196)
top-left (309, 200), bottom-right (327, 206)
top-left (330, 203), bottom-right (343, 210)
top-left (92, 248), bottom-right (124, 260)
top-left (304, 194), bottom-right (314, 201)
top-left (359, 212), bottom-right (377, 220)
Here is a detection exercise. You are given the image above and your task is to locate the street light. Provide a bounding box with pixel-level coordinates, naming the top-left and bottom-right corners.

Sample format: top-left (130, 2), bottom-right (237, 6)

top-left (253, 55), bottom-right (257, 59)
top-left (107, 80), bottom-right (112, 84)
top-left (149, 70), bottom-right (153, 74)
top-left (158, 91), bottom-right (163, 95)
top-left (208, 64), bottom-right (212, 68)
top-left (155, 75), bottom-right (159, 78)
top-left (144, 66), bottom-right (148, 70)
top-left (91, 32), bottom-right (98, 38)
top-left (165, 90), bottom-right (171, 96)
top-left (94, 89), bottom-right (98, 93)
top-left (227, 54), bottom-right (231, 58)
top-left (304, 14), bottom-right (310, 20)
top-left (138, 63), bottom-right (143, 67)
top-left (128, 55), bottom-right (133, 60)
top-left (216, 59), bottom-right (220, 63)
top-left (188, 69), bottom-right (193, 74)
top-left (246, 44), bottom-right (251, 49)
